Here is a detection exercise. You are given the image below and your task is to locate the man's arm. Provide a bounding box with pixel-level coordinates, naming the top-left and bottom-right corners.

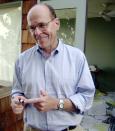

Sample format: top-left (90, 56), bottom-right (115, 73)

top-left (25, 90), bottom-right (77, 112)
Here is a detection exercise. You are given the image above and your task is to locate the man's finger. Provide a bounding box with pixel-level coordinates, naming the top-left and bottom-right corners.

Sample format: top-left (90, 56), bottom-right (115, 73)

top-left (40, 90), bottom-right (47, 96)
top-left (24, 98), bottom-right (42, 104)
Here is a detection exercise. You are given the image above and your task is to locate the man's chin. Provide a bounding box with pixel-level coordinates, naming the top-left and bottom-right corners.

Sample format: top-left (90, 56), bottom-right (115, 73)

top-left (38, 42), bottom-right (48, 49)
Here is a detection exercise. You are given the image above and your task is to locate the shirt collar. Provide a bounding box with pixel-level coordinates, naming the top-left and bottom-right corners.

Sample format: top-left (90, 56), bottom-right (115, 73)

top-left (36, 39), bottom-right (63, 56)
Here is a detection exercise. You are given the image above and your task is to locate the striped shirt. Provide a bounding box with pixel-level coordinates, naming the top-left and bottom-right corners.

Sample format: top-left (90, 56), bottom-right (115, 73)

top-left (11, 39), bottom-right (95, 131)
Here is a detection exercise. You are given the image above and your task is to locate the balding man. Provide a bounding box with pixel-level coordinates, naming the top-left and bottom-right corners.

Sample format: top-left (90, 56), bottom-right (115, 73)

top-left (11, 3), bottom-right (95, 131)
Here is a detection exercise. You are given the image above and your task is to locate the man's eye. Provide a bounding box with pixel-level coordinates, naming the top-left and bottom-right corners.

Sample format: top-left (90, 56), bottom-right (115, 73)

top-left (30, 26), bottom-right (35, 30)
top-left (38, 23), bottom-right (46, 28)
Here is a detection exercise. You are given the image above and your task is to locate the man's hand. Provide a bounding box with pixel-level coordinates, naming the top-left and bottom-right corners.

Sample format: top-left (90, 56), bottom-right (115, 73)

top-left (11, 96), bottom-right (26, 114)
top-left (33, 90), bottom-right (58, 112)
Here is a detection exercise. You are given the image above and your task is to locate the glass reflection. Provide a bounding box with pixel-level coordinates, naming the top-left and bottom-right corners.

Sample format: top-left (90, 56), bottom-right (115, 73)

top-left (0, 6), bottom-right (21, 82)
top-left (55, 8), bottom-right (76, 46)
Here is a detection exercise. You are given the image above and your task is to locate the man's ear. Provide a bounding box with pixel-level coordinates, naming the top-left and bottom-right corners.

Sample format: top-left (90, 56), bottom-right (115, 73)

top-left (55, 18), bottom-right (60, 30)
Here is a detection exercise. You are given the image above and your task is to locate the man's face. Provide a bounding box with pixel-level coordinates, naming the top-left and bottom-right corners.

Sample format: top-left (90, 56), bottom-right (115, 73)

top-left (27, 5), bottom-right (60, 51)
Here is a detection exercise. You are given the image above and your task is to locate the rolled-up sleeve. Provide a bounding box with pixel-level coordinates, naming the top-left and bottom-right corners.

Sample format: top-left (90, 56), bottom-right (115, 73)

top-left (69, 55), bottom-right (95, 114)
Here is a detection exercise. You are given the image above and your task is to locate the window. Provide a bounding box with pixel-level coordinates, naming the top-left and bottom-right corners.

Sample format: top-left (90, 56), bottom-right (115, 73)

top-left (55, 8), bottom-right (76, 46)
top-left (0, 2), bottom-right (22, 84)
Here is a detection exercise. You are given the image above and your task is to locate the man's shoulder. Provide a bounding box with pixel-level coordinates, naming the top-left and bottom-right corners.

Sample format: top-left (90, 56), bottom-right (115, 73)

top-left (17, 45), bottom-right (37, 63)
top-left (64, 43), bottom-right (84, 56)
top-left (20, 45), bottom-right (36, 57)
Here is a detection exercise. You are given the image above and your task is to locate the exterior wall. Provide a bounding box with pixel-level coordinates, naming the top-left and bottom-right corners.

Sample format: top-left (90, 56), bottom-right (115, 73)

top-left (86, 18), bottom-right (115, 91)
top-left (22, 0), bottom-right (37, 52)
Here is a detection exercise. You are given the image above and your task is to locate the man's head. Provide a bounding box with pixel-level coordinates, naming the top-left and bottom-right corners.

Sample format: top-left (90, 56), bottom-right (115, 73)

top-left (27, 4), bottom-right (60, 53)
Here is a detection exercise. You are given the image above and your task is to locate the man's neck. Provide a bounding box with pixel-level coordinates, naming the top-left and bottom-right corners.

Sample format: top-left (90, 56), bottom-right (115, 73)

top-left (43, 39), bottom-right (59, 54)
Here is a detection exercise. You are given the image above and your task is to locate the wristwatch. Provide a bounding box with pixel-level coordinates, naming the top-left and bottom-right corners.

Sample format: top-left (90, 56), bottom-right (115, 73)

top-left (58, 99), bottom-right (64, 110)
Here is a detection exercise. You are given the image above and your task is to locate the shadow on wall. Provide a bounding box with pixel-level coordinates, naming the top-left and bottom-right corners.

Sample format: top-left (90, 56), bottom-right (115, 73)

top-left (97, 68), bottom-right (115, 92)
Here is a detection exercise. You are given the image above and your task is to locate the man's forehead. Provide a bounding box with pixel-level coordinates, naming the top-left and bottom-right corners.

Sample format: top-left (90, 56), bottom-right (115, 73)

top-left (28, 5), bottom-right (50, 17)
top-left (27, 4), bottom-right (51, 22)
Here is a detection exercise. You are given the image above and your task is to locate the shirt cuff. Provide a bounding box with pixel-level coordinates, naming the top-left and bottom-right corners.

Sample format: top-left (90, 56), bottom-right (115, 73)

top-left (69, 95), bottom-right (85, 114)
top-left (11, 92), bottom-right (24, 98)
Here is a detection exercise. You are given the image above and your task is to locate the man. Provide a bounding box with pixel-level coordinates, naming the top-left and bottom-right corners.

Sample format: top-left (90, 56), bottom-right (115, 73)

top-left (11, 3), bottom-right (95, 131)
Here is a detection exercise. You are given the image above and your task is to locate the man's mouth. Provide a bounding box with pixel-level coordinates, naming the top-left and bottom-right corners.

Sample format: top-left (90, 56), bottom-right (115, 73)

top-left (36, 34), bottom-right (49, 40)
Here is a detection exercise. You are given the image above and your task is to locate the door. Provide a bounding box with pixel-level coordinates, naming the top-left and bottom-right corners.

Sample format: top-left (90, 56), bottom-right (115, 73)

top-left (39, 0), bottom-right (87, 51)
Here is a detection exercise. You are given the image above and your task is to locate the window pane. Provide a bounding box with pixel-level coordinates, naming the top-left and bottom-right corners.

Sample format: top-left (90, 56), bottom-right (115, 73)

top-left (0, 5), bottom-right (21, 83)
top-left (55, 8), bottom-right (76, 46)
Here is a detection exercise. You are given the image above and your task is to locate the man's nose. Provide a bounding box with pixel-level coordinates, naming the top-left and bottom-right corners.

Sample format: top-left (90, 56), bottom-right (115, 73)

top-left (34, 27), bottom-right (42, 35)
